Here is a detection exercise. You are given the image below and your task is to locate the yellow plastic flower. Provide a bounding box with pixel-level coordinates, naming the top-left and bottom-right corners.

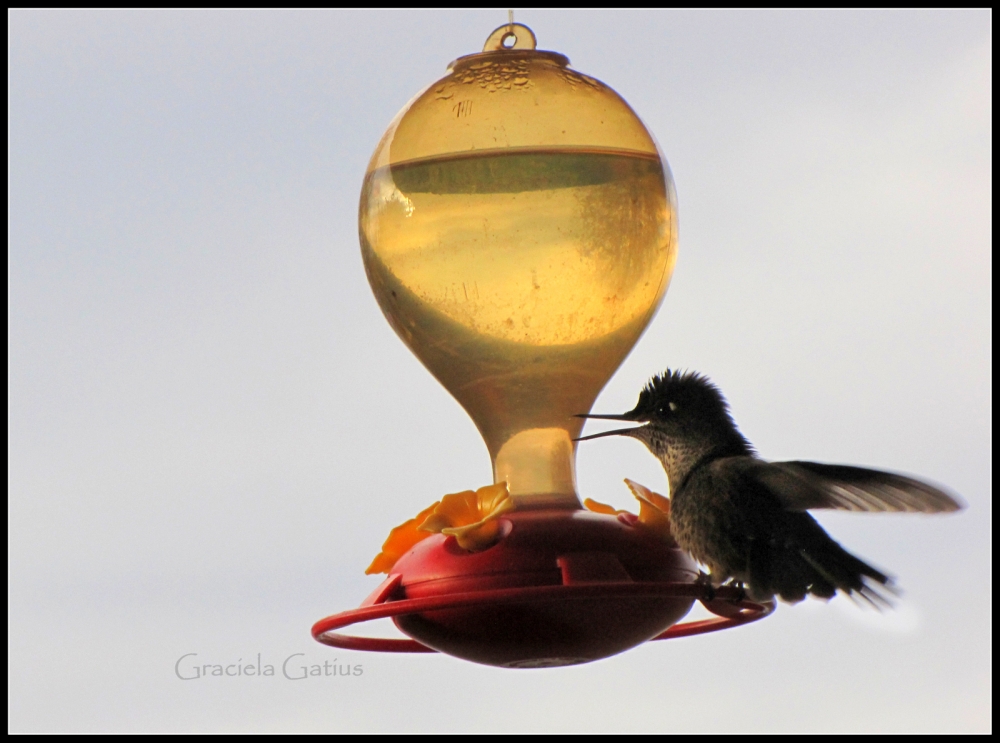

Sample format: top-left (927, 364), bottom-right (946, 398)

top-left (365, 502), bottom-right (439, 575)
top-left (365, 483), bottom-right (515, 573)
top-left (582, 498), bottom-right (628, 516)
top-left (584, 478), bottom-right (673, 541)
top-left (624, 478), bottom-right (672, 539)
top-left (419, 482), bottom-right (514, 551)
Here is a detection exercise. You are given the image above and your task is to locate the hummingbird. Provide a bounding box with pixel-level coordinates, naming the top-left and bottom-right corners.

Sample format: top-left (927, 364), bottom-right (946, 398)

top-left (576, 370), bottom-right (963, 605)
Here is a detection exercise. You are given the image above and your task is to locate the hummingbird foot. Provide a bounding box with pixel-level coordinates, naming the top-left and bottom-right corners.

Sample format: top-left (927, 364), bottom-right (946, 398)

top-left (694, 570), bottom-right (716, 602)
top-left (721, 578), bottom-right (747, 602)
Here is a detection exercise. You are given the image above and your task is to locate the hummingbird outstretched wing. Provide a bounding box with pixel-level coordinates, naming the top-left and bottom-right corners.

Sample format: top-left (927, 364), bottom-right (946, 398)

top-left (745, 460), bottom-right (963, 514)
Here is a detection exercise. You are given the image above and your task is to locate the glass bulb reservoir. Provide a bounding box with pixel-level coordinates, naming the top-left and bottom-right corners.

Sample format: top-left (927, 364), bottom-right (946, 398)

top-left (359, 25), bottom-right (677, 507)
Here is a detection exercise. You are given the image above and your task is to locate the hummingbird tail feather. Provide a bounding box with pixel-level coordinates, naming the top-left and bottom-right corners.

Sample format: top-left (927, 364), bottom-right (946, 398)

top-left (746, 525), bottom-right (895, 607)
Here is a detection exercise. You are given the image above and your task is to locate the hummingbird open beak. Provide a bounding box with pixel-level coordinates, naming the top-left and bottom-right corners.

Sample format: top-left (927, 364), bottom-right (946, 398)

top-left (573, 413), bottom-right (646, 441)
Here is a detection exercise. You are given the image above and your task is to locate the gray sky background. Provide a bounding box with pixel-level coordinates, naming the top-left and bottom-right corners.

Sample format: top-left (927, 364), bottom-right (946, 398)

top-left (9, 9), bottom-right (990, 733)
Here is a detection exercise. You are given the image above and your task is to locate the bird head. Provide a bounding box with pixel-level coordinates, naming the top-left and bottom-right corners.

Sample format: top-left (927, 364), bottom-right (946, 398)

top-left (575, 370), bottom-right (739, 446)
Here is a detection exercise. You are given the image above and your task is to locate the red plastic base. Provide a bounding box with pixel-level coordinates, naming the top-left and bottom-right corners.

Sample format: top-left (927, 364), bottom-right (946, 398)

top-left (313, 510), bottom-right (774, 668)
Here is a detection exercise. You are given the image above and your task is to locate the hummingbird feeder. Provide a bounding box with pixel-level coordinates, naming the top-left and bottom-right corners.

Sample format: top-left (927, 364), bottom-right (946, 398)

top-left (312, 20), bottom-right (773, 668)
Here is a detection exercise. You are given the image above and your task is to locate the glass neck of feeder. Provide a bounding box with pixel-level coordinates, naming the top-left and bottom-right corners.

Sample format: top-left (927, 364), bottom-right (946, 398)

top-left (493, 428), bottom-right (581, 509)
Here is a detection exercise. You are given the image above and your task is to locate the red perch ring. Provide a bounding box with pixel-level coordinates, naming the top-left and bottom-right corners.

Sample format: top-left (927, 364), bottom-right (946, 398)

top-left (312, 510), bottom-right (774, 668)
